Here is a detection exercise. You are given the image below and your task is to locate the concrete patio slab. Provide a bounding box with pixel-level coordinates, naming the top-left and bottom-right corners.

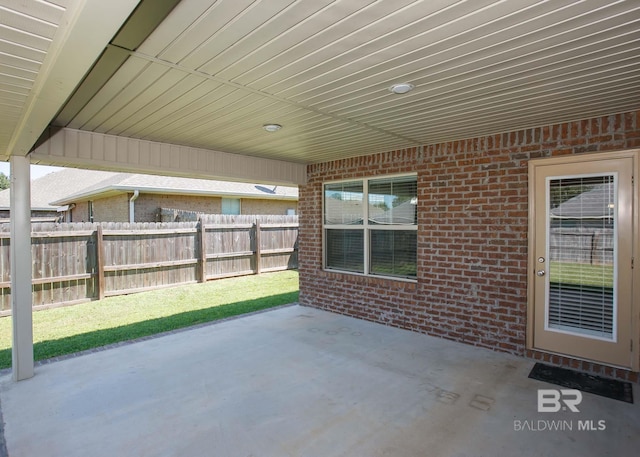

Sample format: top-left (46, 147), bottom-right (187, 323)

top-left (1, 305), bottom-right (638, 457)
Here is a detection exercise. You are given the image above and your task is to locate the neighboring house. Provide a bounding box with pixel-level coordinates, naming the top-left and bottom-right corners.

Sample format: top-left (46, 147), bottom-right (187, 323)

top-left (0, 168), bottom-right (298, 223)
top-left (0, 169), bottom-right (109, 223)
top-left (550, 182), bottom-right (615, 226)
top-left (549, 182), bottom-right (615, 266)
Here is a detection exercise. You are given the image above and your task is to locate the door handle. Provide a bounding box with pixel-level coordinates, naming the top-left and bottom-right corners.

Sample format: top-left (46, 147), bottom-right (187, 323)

top-left (536, 270), bottom-right (545, 277)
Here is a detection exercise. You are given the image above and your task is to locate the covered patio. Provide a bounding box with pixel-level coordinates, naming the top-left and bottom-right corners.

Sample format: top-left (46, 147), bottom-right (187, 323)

top-left (2, 0), bottom-right (640, 382)
top-left (1, 305), bottom-right (638, 456)
top-left (1, 2), bottom-right (639, 453)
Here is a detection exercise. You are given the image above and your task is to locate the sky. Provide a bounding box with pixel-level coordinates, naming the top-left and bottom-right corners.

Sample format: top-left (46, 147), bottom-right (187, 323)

top-left (0, 162), bottom-right (65, 180)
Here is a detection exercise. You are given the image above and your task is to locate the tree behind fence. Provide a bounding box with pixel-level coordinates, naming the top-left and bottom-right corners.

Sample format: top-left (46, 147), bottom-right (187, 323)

top-left (0, 215), bottom-right (298, 314)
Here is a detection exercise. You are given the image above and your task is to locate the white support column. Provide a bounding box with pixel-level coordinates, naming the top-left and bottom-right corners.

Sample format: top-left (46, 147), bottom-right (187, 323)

top-left (10, 155), bottom-right (34, 381)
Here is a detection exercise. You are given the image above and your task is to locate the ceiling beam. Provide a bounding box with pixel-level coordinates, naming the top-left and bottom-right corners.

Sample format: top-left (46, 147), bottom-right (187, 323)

top-left (4, 0), bottom-right (142, 159)
top-left (55, 0), bottom-right (182, 126)
top-left (30, 127), bottom-right (307, 186)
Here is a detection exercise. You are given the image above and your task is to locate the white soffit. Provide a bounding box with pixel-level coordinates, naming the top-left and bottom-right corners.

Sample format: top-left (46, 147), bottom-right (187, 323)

top-left (0, 0), bottom-right (67, 156)
top-left (0, 0), bottom-right (141, 158)
top-left (52, 0), bottom-right (640, 165)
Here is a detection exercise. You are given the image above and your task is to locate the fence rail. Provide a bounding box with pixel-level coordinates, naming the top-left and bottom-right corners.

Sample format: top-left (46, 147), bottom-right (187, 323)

top-left (0, 215), bottom-right (298, 315)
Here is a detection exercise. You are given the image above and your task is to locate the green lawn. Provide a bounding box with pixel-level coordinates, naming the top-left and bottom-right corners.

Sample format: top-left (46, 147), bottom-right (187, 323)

top-left (0, 270), bottom-right (299, 370)
top-left (549, 261), bottom-right (613, 288)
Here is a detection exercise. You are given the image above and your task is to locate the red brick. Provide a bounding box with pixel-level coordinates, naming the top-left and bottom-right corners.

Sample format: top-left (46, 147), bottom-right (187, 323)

top-left (300, 109), bottom-right (640, 383)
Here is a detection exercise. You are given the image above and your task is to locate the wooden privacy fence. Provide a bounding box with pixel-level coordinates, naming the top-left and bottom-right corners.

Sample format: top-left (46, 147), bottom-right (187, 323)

top-left (549, 227), bottom-right (613, 265)
top-left (0, 214), bottom-right (298, 315)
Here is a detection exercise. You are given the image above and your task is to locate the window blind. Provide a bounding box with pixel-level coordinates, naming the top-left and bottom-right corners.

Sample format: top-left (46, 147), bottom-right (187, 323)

top-left (323, 175), bottom-right (417, 280)
top-left (547, 175), bottom-right (615, 339)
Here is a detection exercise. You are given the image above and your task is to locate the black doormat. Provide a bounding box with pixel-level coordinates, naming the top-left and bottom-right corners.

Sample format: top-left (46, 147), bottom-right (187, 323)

top-left (528, 363), bottom-right (634, 404)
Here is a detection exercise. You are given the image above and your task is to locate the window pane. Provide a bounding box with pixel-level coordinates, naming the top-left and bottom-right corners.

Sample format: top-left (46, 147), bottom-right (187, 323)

top-left (548, 175), bottom-right (615, 339)
top-left (325, 229), bottom-right (364, 273)
top-left (368, 176), bottom-right (417, 225)
top-left (324, 181), bottom-right (364, 225)
top-left (222, 198), bottom-right (241, 215)
top-left (370, 230), bottom-right (417, 278)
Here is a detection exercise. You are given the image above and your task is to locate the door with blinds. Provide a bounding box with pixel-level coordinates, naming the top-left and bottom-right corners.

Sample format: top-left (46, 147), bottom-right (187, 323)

top-left (529, 151), bottom-right (636, 369)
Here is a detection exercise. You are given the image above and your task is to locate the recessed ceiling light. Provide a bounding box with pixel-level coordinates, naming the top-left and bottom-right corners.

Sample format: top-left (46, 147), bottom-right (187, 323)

top-left (263, 123), bottom-right (282, 132)
top-left (388, 83), bottom-right (415, 94)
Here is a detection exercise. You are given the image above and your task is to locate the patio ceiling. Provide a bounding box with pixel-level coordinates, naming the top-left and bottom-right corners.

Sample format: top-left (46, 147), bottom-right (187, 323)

top-left (0, 0), bottom-right (67, 154)
top-left (2, 0), bottom-right (640, 170)
top-left (0, 0), bottom-right (143, 158)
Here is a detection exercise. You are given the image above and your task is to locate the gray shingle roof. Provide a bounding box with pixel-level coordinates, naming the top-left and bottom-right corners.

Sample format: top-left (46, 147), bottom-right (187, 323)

top-left (0, 168), bottom-right (298, 210)
top-left (550, 183), bottom-right (613, 219)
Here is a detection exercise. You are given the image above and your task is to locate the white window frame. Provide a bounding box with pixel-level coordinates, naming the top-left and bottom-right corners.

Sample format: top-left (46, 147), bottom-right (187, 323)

top-left (322, 173), bottom-right (418, 282)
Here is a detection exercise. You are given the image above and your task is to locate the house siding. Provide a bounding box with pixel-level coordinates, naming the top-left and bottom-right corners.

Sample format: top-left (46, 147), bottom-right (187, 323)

top-left (299, 110), bottom-right (640, 382)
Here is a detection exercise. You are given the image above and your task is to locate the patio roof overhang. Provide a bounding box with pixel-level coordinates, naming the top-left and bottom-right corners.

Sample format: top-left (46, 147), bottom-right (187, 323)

top-left (3, 0), bottom-right (640, 183)
top-left (2, 0), bottom-right (640, 380)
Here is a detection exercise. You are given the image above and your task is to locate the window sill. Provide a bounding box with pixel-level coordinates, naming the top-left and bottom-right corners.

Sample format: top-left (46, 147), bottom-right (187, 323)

top-left (322, 268), bottom-right (417, 284)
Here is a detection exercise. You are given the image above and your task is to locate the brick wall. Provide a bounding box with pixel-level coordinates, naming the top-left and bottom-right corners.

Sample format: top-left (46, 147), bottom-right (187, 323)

top-left (133, 194), bottom-right (223, 221)
top-left (93, 194), bottom-right (130, 222)
top-left (0, 210), bottom-right (59, 222)
top-left (241, 198), bottom-right (297, 215)
top-left (299, 110), bottom-right (640, 382)
top-left (70, 196), bottom-right (129, 222)
top-left (70, 201), bottom-right (89, 222)
top-left (68, 194), bottom-right (298, 222)
top-left (136, 194), bottom-right (296, 221)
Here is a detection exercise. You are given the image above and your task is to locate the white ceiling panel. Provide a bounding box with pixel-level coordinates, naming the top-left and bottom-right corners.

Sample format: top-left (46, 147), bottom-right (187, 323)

top-left (0, 22), bottom-right (51, 52)
top-left (109, 76), bottom-right (220, 137)
top-left (44, 0), bottom-right (640, 165)
top-left (81, 63), bottom-right (173, 132)
top-left (1, 0), bottom-right (142, 159)
top-left (238, 0), bottom-right (501, 92)
top-left (0, 37), bottom-right (46, 63)
top-left (285, 3), bottom-right (638, 106)
top-left (404, 89), bottom-right (640, 137)
top-left (2, 0), bottom-right (66, 24)
top-left (213, 0), bottom-right (388, 83)
top-left (67, 56), bottom-right (153, 130)
top-left (344, 62), bottom-right (640, 127)
top-left (98, 68), bottom-right (195, 134)
top-left (0, 0), bottom-right (67, 155)
top-left (0, 62), bottom-right (36, 80)
top-left (0, 5), bottom-right (60, 39)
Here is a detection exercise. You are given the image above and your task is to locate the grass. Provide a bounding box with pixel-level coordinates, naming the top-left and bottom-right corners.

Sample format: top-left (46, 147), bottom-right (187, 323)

top-left (549, 261), bottom-right (613, 288)
top-left (0, 270), bottom-right (299, 370)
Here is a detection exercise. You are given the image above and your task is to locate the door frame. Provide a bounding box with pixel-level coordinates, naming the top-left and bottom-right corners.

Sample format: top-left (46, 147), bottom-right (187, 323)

top-left (527, 149), bottom-right (640, 371)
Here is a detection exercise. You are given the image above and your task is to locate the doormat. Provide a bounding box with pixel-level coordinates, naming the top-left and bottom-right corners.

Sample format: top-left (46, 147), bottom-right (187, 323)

top-left (528, 363), bottom-right (634, 404)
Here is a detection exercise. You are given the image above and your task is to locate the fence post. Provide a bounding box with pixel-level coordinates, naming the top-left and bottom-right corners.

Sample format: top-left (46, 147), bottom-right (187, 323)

top-left (255, 220), bottom-right (261, 275)
top-left (198, 219), bottom-right (207, 282)
top-left (96, 225), bottom-right (105, 300)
